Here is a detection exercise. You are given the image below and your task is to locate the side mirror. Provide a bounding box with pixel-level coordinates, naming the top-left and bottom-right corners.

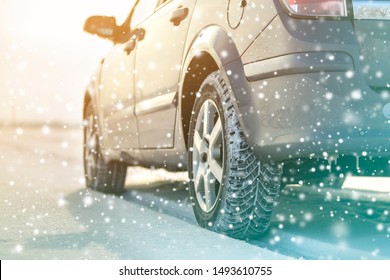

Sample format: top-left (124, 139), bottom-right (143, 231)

top-left (84, 16), bottom-right (117, 40)
top-left (133, 27), bottom-right (145, 41)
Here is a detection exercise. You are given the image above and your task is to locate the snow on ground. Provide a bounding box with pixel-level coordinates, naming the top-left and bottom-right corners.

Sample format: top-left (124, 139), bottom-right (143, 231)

top-left (0, 125), bottom-right (288, 259)
top-left (0, 125), bottom-right (389, 260)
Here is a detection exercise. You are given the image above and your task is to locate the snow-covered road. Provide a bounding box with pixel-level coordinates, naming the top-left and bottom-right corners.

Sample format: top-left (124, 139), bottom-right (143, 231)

top-left (1, 126), bottom-right (389, 259)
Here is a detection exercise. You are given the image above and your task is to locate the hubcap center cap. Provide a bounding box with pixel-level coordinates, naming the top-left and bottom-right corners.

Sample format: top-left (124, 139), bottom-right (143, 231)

top-left (201, 152), bottom-right (208, 163)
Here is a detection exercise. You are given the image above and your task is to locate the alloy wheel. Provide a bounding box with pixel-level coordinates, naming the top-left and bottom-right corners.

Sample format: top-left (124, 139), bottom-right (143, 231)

top-left (192, 99), bottom-right (224, 213)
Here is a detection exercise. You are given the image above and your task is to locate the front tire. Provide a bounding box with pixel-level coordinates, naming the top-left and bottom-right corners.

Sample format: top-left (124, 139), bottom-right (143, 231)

top-left (83, 101), bottom-right (127, 195)
top-left (188, 71), bottom-right (281, 239)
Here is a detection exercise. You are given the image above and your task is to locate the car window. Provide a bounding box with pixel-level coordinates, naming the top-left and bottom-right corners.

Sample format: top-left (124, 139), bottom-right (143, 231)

top-left (131, 0), bottom-right (160, 29)
top-left (113, 0), bottom-right (138, 24)
top-left (159, 0), bottom-right (171, 5)
top-left (156, 0), bottom-right (172, 10)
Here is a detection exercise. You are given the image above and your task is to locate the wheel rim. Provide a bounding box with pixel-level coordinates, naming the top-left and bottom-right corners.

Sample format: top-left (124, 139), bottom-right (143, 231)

top-left (192, 99), bottom-right (224, 213)
top-left (85, 114), bottom-right (98, 182)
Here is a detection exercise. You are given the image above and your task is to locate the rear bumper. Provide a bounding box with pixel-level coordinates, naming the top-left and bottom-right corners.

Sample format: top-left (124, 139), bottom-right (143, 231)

top-left (243, 51), bottom-right (354, 82)
top-left (238, 68), bottom-right (390, 161)
top-left (222, 12), bottom-right (390, 162)
top-left (251, 126), bottom-right (390, 161)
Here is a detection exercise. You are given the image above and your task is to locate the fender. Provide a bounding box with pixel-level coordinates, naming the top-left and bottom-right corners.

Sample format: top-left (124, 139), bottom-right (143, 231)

top-left (182, 25), bottom-right (241, 70)
top-left (83, 79), bottom-right (96, 115)
top-left (83, 67), bottom-right (100, 118)
top-left (83, 69), bottom-right (116, 159)
top-left (180, 25), bottom-right (253, 139)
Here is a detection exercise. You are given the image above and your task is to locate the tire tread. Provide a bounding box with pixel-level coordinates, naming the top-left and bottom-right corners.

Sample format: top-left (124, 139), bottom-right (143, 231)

top-left (206, 71), bottom-right (281, 239)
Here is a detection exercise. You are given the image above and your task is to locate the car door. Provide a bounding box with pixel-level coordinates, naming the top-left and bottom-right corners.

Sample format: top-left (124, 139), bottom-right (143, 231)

top-left (98, 24), bottom-right (139, 150)
top-left (134, 0), bottom-right (196, 149)
top-left (98, 46), bottom-right (139, 150)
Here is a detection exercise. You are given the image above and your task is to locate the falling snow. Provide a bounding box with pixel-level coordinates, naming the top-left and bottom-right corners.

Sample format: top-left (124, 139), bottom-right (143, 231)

top-left (1, 0), bottom-right (390, 261)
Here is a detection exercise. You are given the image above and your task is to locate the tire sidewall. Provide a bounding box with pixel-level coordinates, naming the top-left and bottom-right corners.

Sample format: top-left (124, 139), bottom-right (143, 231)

top-left (83, 102), bottom-right (97, 188)
top-left (188, 76), bottom-right (230, 229)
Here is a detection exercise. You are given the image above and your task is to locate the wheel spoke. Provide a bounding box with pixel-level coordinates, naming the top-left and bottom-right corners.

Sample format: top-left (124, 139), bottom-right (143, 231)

top-left (194, 162), bottom-right (205, 193)
top-left (209, 117), bottom-right (222, 150)
top-left (204, 171), bottom-right (216, 212)
top-left (88, 115), bottom-right (94, 133)
top-left (209, 159), bottom-right (223, 183)
top-left (203, 100), bottom-right (211, 138)
top-left (192, 98), bottom-right (224, 213)
top-left (193, 130), bottom-right (202, 154)
top-left (85, 114), bottom-right (98, 181)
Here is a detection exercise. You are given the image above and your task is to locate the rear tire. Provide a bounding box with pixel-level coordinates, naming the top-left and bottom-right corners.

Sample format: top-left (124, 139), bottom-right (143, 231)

top-left (83, 102), bottom-right (127, 195)
top-left (188, 71), bottom-right (281, 239)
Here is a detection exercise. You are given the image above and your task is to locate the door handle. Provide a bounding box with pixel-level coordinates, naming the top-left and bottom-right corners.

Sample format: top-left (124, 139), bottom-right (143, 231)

top-left (123, 27), bottom-right (146, 55)
top-left (123, 39), bottom-right (136, 55)
top-left (169, 6), bottom-right (189, 26)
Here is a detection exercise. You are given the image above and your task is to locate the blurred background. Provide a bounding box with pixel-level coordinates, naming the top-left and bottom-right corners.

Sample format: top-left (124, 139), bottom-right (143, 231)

top-left (1, 0), bottom-right (390, 260)
top-left (0, 0), bottom-right (133, 126)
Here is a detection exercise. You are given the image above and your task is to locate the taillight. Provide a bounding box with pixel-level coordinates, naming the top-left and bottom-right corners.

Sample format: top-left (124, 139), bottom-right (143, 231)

top-left (281, 0), bottom-right (348, 17)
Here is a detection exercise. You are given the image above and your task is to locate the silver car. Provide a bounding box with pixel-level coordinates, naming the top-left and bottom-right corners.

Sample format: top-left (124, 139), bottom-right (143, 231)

top-left (83, 0), bottom-right (390, 239)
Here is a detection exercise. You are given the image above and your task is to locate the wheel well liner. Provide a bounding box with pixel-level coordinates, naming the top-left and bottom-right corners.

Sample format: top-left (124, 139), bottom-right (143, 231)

top-left (83, 92), bottom-right (92, 118)
top-left (179, 25), bottom-right (251, 149)
top-left (181, 52), bottom-right (219, 148)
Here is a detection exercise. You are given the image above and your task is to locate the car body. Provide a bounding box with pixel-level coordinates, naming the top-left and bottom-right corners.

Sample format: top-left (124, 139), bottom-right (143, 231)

top-left (83, 0), bottom-right (390, 239)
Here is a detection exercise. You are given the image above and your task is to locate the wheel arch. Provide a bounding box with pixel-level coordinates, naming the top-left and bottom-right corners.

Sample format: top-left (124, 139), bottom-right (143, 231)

top-left (83, 81), bottom-right (97, 119)
top-left (179, 25), bottom-right (251, 148)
